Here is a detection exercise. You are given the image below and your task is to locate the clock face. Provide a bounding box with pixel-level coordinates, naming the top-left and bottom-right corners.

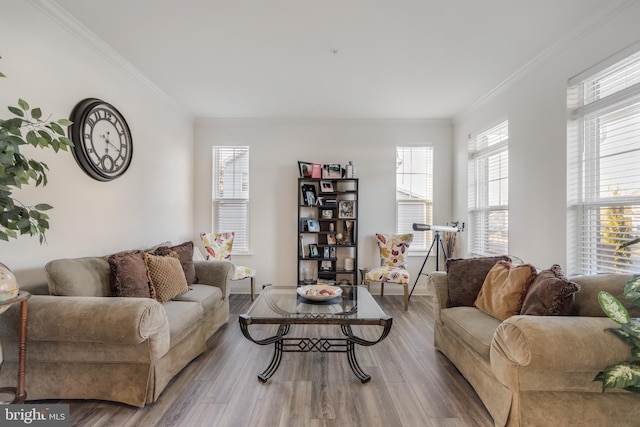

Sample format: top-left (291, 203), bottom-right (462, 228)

top-left (69, 98), bottom-right (133, 181)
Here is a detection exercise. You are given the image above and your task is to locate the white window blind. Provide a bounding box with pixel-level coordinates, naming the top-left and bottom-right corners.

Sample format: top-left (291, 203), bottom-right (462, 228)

top-left (468, 121), bottom-right (509, 256)
top-left (396, 147), bottom-right (433, 251)
top-left (568, 45), bottom-right (640, 275)
top-left (212, 146), bottom-right (250, 253)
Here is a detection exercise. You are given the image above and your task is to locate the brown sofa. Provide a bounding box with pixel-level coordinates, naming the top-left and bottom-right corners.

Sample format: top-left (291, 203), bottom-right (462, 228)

top-left (428, 271), bottom-right (640, 427)
top-left (0, 252), bottom-right (233, 407)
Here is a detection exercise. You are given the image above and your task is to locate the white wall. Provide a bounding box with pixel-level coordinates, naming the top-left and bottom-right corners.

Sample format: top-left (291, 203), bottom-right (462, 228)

top-left (194, 119), bottom-right (453, 294)
top-left (0, 1), bottom-right (195, 285)
top-left (452, 2), bottom-right (640, 274)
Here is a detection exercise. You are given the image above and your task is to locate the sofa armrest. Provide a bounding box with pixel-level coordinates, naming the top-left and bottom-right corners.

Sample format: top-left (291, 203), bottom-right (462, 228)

top-left (427, 271), bottom-right (448, 323)
top-left (491, 315), bottom-right (630, 372)
top-left (0, 295), bottom-right (169, 348)
top-left (194, 260), bottom-right (234, 298)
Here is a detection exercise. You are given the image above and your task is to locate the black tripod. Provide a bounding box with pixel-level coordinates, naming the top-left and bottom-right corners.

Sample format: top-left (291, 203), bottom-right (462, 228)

top-left (409, 230), bottom-right (448, 299)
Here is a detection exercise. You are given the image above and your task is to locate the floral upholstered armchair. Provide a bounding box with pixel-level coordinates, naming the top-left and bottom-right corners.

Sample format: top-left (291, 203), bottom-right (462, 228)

top-left (201, 232), bottom-right (257, 300)
top-left (365, 233), bottom-right (413, 310)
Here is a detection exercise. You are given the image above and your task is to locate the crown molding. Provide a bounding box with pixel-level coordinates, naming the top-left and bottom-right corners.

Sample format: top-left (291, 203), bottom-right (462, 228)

top-left (27, 0), bottom-right (194, 122)
top-left (453, 0), bottom-right (637, 123)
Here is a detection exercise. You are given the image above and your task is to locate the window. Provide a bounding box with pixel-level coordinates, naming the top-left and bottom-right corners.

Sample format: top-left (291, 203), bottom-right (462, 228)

top-left (396, 147), bottom-right (433, 251)
top-left (212, 146), bottom-right (249, 253)
top-left (568, 44), bottom-right (640, 275)
top-left (468, 120), bottom-right (509, 256)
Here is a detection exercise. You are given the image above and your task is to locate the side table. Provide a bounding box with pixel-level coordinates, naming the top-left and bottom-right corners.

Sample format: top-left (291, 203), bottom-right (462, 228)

top-left (0, 291), bottom-right (30, 403)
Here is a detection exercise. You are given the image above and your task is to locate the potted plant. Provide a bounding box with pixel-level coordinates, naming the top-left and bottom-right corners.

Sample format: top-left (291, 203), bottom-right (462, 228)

top-left (0, 64), bottom-right (73, 243)
top-left (595, 274), bottom-right (640, 392)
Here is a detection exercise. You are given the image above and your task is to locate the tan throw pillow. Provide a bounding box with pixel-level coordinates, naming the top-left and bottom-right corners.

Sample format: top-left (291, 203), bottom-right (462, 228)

top-left (446, 256), bottom-right (511, 307)
top-left (474, 261), bottom-right (537, 321)
top-left (155, 241), bottom-right (198, 284)
top-left (108, 250), bottom-right (153, 298)
top-left (144, 252), bottom-right (189, 303)
top-left (520, 264), bottom-right (580, 316)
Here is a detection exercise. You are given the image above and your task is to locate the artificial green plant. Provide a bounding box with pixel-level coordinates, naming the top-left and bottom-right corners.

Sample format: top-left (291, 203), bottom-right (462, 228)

top-left (595, 274), bottom-right (640, 392)
top-left (0, 65), bottom-right (73, 243)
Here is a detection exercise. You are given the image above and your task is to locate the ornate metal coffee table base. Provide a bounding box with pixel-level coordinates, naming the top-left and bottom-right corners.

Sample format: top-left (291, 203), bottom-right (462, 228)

top-left (239, 315), bottom-right (392, 383)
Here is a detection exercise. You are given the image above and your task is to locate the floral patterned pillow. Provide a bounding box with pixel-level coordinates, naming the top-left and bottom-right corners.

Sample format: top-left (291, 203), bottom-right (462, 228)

top-left (201, 232), bottom-right (234, 261)
top-left (376, 233), bottom-right (413, 268)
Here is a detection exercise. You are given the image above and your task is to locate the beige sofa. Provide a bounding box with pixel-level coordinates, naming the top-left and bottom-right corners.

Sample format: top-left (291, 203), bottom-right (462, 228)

top-left (428, 271), bottom-right (640, 427)
top-left (0, 253), bottom-right (234, 407)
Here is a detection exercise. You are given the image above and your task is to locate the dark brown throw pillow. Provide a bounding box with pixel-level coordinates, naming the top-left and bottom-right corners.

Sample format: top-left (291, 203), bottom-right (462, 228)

top-left (108, 250), bottom-right (153, 298)
top-left (520, 264), bottom-right (580, 316)
top-left (155, 241), bottom-right (197, 284)
top-left (446, 255), bottom-right (511, 307)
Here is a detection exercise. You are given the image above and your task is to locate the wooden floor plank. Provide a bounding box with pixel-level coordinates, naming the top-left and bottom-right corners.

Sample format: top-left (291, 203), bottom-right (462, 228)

top-left (34, 293), bottom-right (493, 426)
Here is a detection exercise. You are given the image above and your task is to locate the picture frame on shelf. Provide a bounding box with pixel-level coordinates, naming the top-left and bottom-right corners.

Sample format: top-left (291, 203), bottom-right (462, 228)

top-left (322, 163), bottom-right (342, 179)
top-left (338, 200), bottom-right (356, 219)
top-left (327, 233), bottom-right (337, 245)
top-left (311, 163), bottom-right (322, 178)
top-left (298, 161), bottom-right (313, 178)
top-left (323, 246), bottom-right (330, 259)
top-left (330, 246), bottom-right (337, 258)
top-left (301, 184), bottom-right (316, 206)
top-left (307, 219), bottom-right (320, 232)
top-left (321, 209), bottom-right (333, 219)
top-left (320, 180), bottom-right (334, 192)
top-left (308, 244), bottom-right (319, 258)
top-left (320, 260), bottom-right (332, 271)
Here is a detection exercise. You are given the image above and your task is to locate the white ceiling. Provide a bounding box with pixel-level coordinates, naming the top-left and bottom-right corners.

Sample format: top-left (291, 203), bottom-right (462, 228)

top-left (49, 0), bottom-right (627, 119)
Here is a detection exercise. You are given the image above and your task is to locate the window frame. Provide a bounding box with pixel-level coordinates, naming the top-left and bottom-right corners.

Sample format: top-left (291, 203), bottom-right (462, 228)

top-left (395, 146), bottom-right (434, 253)
top-left (567, 43), bottom-right (640, 275)
top-left (468, 120), bottom-right (509, 257)
top-left (212, 146), bottom-right (250, 254)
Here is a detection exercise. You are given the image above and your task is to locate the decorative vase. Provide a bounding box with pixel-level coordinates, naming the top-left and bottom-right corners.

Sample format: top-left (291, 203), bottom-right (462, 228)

top-left (0, 263), bottom-right (19, 314)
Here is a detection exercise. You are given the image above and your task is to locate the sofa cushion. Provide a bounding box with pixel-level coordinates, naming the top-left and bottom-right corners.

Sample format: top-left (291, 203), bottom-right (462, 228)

top-left (441, 306), bottom-right (502, 360)
top-left (520, 264), bottom-right (580, 316)
top-left (45, 257), bottom-right (112, 297)
top-left (475, 261), bottom-right (537, 321)
top-left (173, 284), bottom-right (223, 312)
top-left (161, 300), bottom-right (204, 342)
top-left (144, 252), bottom-right (189, 303)
top-left (570, 273), bottom-right (640, 317)
top-left (108, 250), bottom-right (153, 298)
top-left (446, 256), bottom-right (511, 307)
top-left (154, 241), bottom-right (198, 285)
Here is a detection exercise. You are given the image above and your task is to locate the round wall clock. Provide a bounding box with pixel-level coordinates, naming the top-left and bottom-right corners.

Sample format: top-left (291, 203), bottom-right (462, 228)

top-left (69, 98), bottom-right (133, 181)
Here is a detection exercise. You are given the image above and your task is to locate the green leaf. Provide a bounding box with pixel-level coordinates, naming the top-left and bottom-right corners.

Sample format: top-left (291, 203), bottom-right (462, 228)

top-left (26, 131), bottom-right (39, 146)
top-left (31, 108), bottom-right (42, 120)
top-left (624, 275), bottom-right (640, 305)
top-left (37, 130), bottom-right (52, 143)
top-left (34, 203), bottom-right (53, 211)
top-left (57, 118), bottom-right (72, 126)
top-left (17, 99), bottom-right (29, 111)
top-left (594, 362), bottom-right (640, 391)
top-left (0, 71), bottom-right (6, 78)
top-left (8, 106), bottom-right (23, 117)
top-left (607, 327), bottom-right (637, 348)
top-left (49, 122), bottom-right (64, 135)
top-left (599, 291), bottom-right (630, 324)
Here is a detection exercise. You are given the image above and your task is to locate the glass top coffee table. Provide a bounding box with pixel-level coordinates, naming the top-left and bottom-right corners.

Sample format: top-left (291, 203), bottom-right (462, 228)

top-left (239, 284), bottom-right (392, 383)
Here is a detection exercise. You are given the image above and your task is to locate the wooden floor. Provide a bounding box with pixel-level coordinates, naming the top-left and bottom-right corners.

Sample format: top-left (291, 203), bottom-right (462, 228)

top-left (35, 294), bottom-right (493, 427)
